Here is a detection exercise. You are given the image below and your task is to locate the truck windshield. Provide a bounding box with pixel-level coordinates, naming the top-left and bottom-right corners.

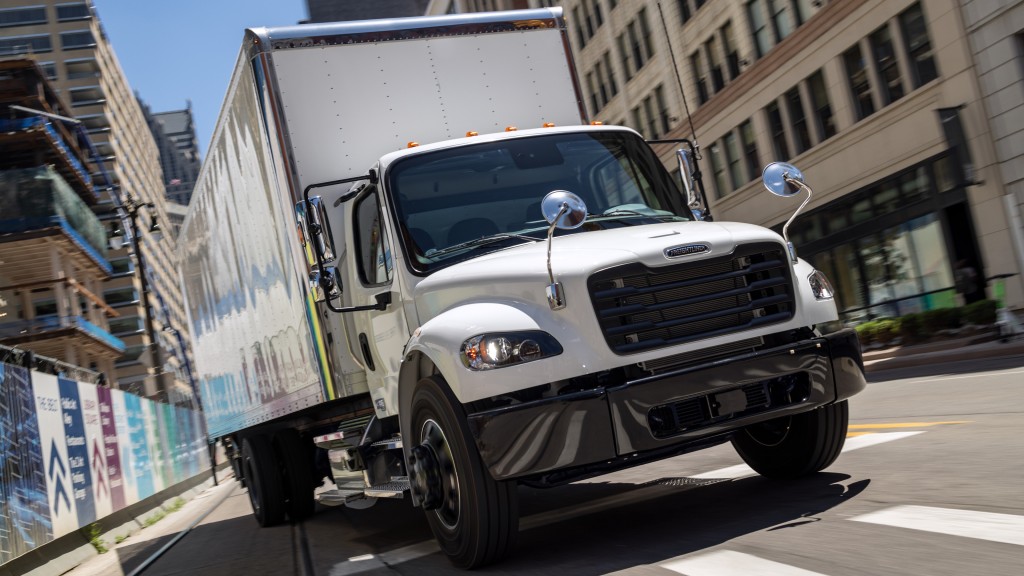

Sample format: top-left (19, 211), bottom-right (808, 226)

top-left (386, 130), bottom-right (690, 274)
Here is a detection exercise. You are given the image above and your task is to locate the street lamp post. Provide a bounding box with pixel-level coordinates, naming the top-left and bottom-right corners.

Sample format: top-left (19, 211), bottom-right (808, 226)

top-left (112, 193), bottom-right (165, 400)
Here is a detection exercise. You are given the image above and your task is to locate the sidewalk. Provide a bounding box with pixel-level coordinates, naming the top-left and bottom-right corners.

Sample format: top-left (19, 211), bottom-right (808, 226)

top-left (862, 331), bottom-right (1024, 372)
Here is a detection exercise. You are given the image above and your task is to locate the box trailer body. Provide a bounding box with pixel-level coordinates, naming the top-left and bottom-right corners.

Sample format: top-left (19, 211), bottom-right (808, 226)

top-left (179, 8), bottom-right (866, 569)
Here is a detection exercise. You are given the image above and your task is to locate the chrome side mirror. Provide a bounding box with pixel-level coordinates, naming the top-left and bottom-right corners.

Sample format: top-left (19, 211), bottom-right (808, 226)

top-left (294, 196), bottom-right (337, 268)
top-left (677, 148), bottom-right (699, 209)
top-left (762, 162), bottom-right (812, 263)
top-left (541, 190), bottom-right (587, 311)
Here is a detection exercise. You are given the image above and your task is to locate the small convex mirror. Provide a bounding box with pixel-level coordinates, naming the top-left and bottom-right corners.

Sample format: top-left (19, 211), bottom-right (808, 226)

top-left (762, 162), bottom-right (805, 197)
top-left (541, 190), bottom-right (588, 229)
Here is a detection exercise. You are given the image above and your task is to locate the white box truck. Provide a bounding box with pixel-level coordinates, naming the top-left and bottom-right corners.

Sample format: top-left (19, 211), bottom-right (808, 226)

top-left (179, 8), bottom-right (866, 569)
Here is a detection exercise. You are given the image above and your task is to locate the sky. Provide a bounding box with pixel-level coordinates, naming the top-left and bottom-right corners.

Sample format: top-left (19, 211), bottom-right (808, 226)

top-left (91, 0), bottom-right (309, 157)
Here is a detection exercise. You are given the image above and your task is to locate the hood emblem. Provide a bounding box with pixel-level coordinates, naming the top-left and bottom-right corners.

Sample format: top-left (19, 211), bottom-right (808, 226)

top-left (665, 243), bottom-right (710, 258)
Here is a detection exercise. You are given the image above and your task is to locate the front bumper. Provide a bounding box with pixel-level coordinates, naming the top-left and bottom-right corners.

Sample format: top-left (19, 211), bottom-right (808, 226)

top-left (466, 328), bottom-right (866, 482)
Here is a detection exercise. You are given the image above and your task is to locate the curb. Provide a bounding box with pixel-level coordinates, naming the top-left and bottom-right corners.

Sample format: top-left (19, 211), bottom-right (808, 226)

top-left (864, 338), bottom-right (1024, 372)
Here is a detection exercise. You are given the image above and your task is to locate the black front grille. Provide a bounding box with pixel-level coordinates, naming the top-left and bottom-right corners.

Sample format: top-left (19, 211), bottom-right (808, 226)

top-left (588, 243), bottom-right (794, 355)
top-left (647, 372), bottom-right (811, 438)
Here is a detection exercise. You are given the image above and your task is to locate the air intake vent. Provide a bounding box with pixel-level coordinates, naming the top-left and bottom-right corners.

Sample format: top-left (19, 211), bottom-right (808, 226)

top-left (589, 243), bottom-right (794, 355)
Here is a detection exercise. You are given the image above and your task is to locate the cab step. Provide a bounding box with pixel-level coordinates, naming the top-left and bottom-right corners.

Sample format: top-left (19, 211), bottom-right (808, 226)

top-left (314, 415), bottom-right (374, 449)
top-left (316, 477), bottom-right (409, 506)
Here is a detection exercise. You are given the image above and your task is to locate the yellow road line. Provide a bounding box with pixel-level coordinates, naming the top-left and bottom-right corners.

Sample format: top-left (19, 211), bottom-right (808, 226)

top-left (848, 421), bottom-right (970, 429)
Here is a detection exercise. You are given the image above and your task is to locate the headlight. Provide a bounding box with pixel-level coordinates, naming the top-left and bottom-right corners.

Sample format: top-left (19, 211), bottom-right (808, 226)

top-left (808, 269), bottom-right (835, 300)
top-left (461, 331), bottom-right (562, 370)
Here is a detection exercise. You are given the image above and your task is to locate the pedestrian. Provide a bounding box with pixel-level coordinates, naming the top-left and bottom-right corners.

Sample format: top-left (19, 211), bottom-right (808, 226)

top-left (954, 259), bottom-right (979, 304)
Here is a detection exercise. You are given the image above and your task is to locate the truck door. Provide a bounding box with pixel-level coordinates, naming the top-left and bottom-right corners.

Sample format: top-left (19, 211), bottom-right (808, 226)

top-left (345, 184), bottom-right (409, 417)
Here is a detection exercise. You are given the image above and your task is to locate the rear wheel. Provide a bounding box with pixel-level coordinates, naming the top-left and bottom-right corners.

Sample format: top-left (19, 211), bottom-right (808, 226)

top-left (274, 429), bottom-right (316, 521)
top-left (731, 400), bottom-right (849, 479)
top-left (409, 376), bottom-right (518, 569)
top-left (242, 435), bottom-right (286, 526)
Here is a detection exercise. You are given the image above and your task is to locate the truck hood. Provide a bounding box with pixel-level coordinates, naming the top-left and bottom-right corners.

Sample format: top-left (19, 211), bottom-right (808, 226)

top-left (412, 220), bottom-right (786, 323)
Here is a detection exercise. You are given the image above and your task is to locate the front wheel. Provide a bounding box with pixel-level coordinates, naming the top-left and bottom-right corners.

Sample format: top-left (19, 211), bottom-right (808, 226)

top-left (731, 400), bottom-right (849, 479)
top-left (408, 376), bottom-right (518, 569)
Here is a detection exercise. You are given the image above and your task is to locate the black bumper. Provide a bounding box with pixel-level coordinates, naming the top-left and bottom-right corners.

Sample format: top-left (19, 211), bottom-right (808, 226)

top-left (466, 329), bottom-right (866, 482)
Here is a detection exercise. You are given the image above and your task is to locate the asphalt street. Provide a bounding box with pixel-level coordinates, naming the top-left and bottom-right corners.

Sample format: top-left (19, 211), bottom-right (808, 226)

top-left (66, 354), bottom-right (1024, 576)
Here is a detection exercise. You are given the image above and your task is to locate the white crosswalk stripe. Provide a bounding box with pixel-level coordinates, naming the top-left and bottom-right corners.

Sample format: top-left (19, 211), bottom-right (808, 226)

top-left (689, 430), bottom-right (924, 480)
top-left (661, 550), bottom-right (830, 576)
top-left (850, 505), bottom-right (1024, 546)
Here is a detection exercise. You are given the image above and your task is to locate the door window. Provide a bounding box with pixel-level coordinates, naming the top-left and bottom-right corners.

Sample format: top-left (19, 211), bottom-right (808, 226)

top-left (353, 188), bottom-right (393, 286)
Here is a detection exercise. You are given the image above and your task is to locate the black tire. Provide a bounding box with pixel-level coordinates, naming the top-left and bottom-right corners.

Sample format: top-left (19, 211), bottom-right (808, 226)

top-left (242, 435), bottom-right (286, 526)
top-left (274, 429), bottom-right (316, 521)
top-left (411, 376), bottom-right (518, 569)
top-left (731, 400), bottom-right (849, 480)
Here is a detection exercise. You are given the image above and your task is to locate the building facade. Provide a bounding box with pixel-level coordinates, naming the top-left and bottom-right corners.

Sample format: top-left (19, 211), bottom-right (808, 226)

top-left (434, 0), bottom-right (1024, 321)
top-left (0, 59), bottom-right (123, 385)
top-left (141, 99), bottom-right (201, 207)
top-left (0, 1), bottom-right (195, 403)
top-left (304, 0), bottom-right (432, 23)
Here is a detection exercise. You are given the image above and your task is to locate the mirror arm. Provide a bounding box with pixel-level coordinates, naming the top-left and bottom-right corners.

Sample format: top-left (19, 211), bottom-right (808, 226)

top-left (302, 173), bottom-right (389, 313)
top-left (780, 175), bottom-right (813, 264)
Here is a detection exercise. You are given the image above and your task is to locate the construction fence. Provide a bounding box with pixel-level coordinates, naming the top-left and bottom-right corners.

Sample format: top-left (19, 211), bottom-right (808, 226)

top-left (0, 359), bottom-right (209, 565)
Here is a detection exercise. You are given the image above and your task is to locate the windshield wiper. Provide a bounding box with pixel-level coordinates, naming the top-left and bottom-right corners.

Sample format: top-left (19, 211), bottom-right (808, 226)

top-left (425, 233), bottom-right (542, 260)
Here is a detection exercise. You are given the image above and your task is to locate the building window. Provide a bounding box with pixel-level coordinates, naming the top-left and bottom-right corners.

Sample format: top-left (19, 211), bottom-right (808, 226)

top-left (60, 30), bottom-right (96, 50)
top-left (678, 0), bottom-right (692, 23)
top-left (747, 0), bottom-right (771, 59)
top-left (56, 3), bottom-right (91, 22)
top-left (602, 52), bottom-right (619, 98)
top-left (740, 119), bottom-right (760, 180)
top-left (807, 69), bottom-right (836, 141)
top-left (708, 142), bottom-right (729, 199)
top-left (572, 6), bottom-right (587, 51)
top-left (792, 0), bottom-right (814, 26)
top-left (705, 35), bottom-right (725, 92)
top-left (654, 85), bottom-right (671, 135)
top-left (691, 50), bottom-right (709, 104)
top-left (721, 20), bottom-right (741, 80)
top-left (724, 130), bottom-right (744, 190)
top-left (0, 6), bottom-right (46, 28)
top-left (631, 105), bottom-right (644, 134)
top-left (39, 60), bottom-right (57, 80)
top-left (870, 24), bottom-right (904, 104)
top-left (899, 2), bottom-right (938, 88)
top-left (0, 34), bottom-right (51, 55)
top-left (844, 43), bottom-right (875, 120)
top-left (104, 287), bottom-right (139, 307)
top-left (765, 100), bottom-right (790, 160)
top-left (617, 34), bottom-right (633, 81)
top-left (587, 72), bottom-right (601, 113)
top-left (768, 0), bottom-right (794, 43)
top-left (643, 94), bottom-right (659, 138)
top-left (786, 86), bottom-right (811, 154)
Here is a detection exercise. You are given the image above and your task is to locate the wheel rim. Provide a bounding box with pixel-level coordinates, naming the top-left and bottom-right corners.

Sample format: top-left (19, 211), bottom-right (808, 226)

top-left (420, 418), bottom-right (460, 530)
top-left (744, 416), bottom-right (793, 447)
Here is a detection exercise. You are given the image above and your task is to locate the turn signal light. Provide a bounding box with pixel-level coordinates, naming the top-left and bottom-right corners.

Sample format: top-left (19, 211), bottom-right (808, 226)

top-left (590, 121), bottom-right (604, 126)
top-left (407, 141), bottom-right (419, 148)
top-left (542, 122), bottom-right (556, 128)
top-left (466, 131), bottom-right (479, 137)
top-left (505, 126), bottom-right (518, 132)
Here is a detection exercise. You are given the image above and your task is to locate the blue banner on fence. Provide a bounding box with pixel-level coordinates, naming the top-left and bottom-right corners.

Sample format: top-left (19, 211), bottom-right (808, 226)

top-left (0, 362), bottom-right (209, 565)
